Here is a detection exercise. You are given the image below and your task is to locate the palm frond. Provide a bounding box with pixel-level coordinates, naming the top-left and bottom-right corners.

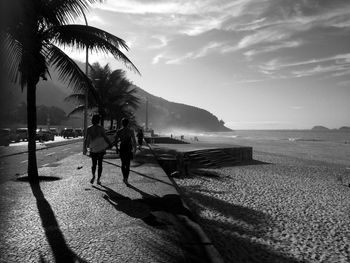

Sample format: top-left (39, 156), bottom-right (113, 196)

top-left (46, 43), bottom-right (97, 96)
top-left (67, 104), bottom-right (85, 117)
top-left (48, 25), bottom-right (140, 74)
top-left (0, 33), bottom-right (22, 85)
top-left (44, 0), bottom-right (103, 25)
top-left (64, 93), bottom-right (85, 103)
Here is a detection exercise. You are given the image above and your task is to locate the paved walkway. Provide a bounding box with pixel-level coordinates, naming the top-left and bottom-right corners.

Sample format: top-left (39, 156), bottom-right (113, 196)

top-left (0, 146), bottom-right (223, 263)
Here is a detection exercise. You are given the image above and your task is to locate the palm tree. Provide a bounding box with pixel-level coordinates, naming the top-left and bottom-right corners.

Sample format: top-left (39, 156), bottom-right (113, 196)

top-left (107, 75), bottom-right (140, 129)
top-left (66, 62), bottom-right (140, 129)
top-left (2, 1), bottom-right (139, 181)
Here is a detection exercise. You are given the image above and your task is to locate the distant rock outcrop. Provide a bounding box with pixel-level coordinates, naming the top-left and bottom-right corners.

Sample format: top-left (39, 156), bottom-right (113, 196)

top-left (311, 126), bottom-right (350, 131)
top-left (339, 126), bottom-right (350, 131)
top-left (311, 126), bottom-right (330, 131)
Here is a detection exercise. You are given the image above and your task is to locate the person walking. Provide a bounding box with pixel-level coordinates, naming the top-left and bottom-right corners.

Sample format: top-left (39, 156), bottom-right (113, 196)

top-left (136, 128), bottom-right (144, 150)
top-left (115, 118), bottom-right (136, 185)
top-left (84, 114), bottom-right (112, 185)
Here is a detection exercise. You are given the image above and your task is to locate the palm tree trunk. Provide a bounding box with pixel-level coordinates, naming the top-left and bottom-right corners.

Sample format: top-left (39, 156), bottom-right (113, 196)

top-left (27, 80), bottom-right (39, 181)
top-left (109, 118), bottom-right (113, 130)
top-left (98, 107), bottom-right (105, 128)
top-left (116, 115), bottom-right (121, 130)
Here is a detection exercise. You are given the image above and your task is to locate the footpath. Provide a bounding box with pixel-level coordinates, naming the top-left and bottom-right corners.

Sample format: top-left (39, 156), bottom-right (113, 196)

top-left (0, 145), bottom-right (223, 263)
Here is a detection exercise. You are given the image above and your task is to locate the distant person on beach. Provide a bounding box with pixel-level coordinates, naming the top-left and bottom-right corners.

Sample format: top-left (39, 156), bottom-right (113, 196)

top-left (38, 128), bottom-right (43, 142)
top-left (115, 118), bottom-right (136, 185)
top-left (84, 114), bottom-right (112, 185)
top-left (136, 128), bottom-right (144, 150)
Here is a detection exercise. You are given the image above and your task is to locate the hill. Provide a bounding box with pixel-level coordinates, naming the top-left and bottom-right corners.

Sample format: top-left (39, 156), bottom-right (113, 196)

top-left (132, 86), bottom-right (231, 132)
top-left (1, 75), bottom-right (231, 132)
top-left (338, 126), bottom-right (350, 131)
top-left (311, 126), bottom-right (330, 131)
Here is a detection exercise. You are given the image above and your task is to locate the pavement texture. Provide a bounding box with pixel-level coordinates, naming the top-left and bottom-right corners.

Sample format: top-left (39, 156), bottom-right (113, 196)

top-left (0, 145), bottom-right (223, 263)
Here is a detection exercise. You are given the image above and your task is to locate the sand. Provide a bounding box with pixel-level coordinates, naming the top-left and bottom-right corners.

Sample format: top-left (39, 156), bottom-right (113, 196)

top-left (173, 138), bottom-right (350, 263)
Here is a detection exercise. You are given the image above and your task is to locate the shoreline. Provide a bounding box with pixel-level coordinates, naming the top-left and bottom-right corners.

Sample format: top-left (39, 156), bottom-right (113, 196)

top-left (171, 138), bottom-right (350, 262)
top-left (188, 134), bottom-right (350, 167)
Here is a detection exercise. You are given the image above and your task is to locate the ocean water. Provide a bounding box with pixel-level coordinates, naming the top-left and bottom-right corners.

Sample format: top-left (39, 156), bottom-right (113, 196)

top-left (180, 130), bottom-right (350, 166)
top-left (197, 130), bottom-right (350, 144)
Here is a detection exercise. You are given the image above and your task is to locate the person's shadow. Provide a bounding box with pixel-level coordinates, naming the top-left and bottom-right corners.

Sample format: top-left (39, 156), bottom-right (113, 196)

top-left (93, 184), bottom-right (194, 228)
top-left (30, 181), bottom-right (88, 263)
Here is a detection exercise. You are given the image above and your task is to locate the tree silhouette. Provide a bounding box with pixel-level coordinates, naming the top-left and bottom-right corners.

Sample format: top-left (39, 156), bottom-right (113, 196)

top-left (2, 1), bottom-right (139, 180)
top-left (66, 62), bottom-right (140, 129)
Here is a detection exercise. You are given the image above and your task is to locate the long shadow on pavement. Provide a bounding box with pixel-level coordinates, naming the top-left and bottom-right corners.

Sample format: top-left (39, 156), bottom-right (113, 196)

top-left (30, 181), bottom-right (88, 263)
top-left (93, 184), bottom-right (211, 263)
top-left (103, 160), bottom-right (174, 186)
top-left (180, 187), bottom-right (302, 263)
top-left (93, 184), bottom-right (195, 226)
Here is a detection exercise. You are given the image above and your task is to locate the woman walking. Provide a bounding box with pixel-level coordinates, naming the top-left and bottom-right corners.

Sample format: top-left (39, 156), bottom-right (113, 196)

top-left (115, 118), bottom-right (136, 185)
top-left (84, 114), bottom-right (112, 185)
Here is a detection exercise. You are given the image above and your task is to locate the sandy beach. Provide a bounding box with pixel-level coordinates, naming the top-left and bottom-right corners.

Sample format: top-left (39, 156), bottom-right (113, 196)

top-left (173, 136), bottom-right (350, 263)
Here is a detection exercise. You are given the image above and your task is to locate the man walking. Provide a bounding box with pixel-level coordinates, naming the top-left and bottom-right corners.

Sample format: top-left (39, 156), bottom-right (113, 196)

top-left (115, 118), bottom-right (136, 185)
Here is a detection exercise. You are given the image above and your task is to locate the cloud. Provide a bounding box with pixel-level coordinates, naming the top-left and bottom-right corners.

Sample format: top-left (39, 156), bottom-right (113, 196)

top-left (220, 1), bottom-right (350, 59)
top-left (74, 13), bottom-right (108, 26)
top-left (152, 54), bottom-right (165, 64)
top-left (244, 40), bottom-right (302, 57)
top-left (180, 16), bottom-right (225, 36)
top-left (148, 35), bottom-right (169, 49)
top-left (95, 0), bottom-right (259, 36)
top-left (193, 42), bottom-right (224, 59)
top-left (98, 0), bottom-right (254, 16)
top-left (97, 0), bottom-right (191, 15)
top-left (332, 69), bottom-right (350, 77)
top-left (165, 41), bottom-right (224, 64)
top-left (291, 64), bottom-right (350, 78)
top-left (261, 53), bottom-right (350, 71)
top-left (91, 0), bottom-right (350, 84)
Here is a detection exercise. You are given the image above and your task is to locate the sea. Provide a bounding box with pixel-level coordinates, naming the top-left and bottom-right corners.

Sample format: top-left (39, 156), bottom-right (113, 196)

top-left (195, 130), bottom-right (350, 144)
top-left (167, 130), bottom-right (350, 166)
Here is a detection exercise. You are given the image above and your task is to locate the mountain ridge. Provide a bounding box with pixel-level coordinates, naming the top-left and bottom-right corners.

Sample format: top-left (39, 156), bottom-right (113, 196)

top-left (1, 73), bottom-right (231, 132)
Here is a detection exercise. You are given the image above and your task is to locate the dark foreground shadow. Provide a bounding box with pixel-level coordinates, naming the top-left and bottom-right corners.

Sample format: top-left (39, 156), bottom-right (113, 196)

top-left (17, 176), bottom-right (61, 182)
top-left (103, 160), bottom-right (174, 186)
top-left (95, 184), bottom-right (213, 262)
top-left (30, 181), bottom-right (87, 263)
top-left (181, 186), bottom-right (303, 263)
top-left (93, 184), bottom-right (204, 262)
top-left (93, 184), bottom-right (195, 227)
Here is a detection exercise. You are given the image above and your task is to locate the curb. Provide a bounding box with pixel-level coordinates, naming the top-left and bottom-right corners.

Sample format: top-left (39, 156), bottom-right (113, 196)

top-left (147, 143), bottom-right (224, 263)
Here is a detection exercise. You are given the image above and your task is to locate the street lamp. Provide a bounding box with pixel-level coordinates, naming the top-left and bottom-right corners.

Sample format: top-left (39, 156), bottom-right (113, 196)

top-left (81, 10), bottom-right (89, 155)
top-left (145, 97), bottom-right (148, 131)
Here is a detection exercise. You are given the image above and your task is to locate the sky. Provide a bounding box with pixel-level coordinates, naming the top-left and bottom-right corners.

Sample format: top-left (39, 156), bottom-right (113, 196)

top-left (67, 0), bottom-right (350, 130)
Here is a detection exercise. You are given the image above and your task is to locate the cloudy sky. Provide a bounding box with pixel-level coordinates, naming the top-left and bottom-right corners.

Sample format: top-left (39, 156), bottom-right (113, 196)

top-left (69, 0), bottom-right (350, 129)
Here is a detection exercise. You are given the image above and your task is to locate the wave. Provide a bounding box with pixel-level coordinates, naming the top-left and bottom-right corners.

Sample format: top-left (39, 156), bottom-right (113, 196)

top-left (287, 137), bottom-right (324, 142)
